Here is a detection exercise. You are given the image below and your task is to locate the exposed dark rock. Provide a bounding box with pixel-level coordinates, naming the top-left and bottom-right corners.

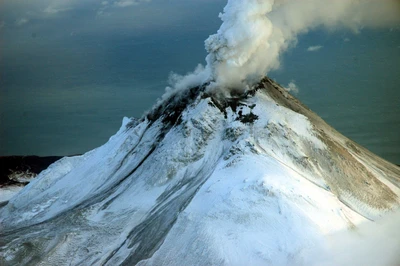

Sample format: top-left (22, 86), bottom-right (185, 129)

top-left (237, 112), bottom-right (259, 124)
top-left (146, 84), bottom-right (207, 126)
top-left (0, 156), bottom-right (63, 187)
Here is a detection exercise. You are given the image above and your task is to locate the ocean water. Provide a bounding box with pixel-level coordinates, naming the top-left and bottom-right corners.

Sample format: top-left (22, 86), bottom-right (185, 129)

top-left (0, 1), bottom-right (399, 164)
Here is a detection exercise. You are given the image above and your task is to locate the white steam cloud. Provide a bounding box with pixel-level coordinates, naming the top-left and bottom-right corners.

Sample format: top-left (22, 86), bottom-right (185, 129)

top-left (284, 80), bottom-right (299, 93)
top-left (205, 0), bottom-right (276, 90)
top-left (173, 0), bottom-right (400, 92)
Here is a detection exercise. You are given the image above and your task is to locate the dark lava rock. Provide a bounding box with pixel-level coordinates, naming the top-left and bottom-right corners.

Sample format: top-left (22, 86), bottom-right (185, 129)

top-left (0, 156), bottom-right (63, 186)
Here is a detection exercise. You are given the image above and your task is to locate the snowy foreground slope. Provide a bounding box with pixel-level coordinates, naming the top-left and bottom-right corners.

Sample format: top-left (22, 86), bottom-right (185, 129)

top-left (1, 77), bottom-right (400, 265)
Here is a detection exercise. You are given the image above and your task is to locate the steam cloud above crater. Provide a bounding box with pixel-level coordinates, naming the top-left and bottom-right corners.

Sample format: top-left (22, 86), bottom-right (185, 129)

top-left (174, 0), bottom-right (400, 92)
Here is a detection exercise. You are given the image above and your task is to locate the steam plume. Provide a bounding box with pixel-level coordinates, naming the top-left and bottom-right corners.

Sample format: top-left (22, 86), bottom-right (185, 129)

top-left (179, 0), bottom-right (400, 92)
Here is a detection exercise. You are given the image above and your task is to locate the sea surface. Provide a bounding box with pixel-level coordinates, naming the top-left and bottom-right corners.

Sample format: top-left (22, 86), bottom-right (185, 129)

top-left (0, 1), bottom-right (399, 164)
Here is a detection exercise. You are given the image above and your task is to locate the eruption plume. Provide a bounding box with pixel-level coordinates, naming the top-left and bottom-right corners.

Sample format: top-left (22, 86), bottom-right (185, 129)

top-left (177, 0), bottom-right (400, 92)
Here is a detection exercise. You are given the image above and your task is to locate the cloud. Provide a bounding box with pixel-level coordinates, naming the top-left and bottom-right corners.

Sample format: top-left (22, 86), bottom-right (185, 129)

top-left (94, 0), bottom-right (150, 17)
top-left (114, 0), bottom-right (150, 8)
top-left (167, 64), bottom-right (211, 93)
top-left (284, 81), bottom-right (299, 93)
top-left (15, 18), bottom-right (29, 26)
top-left (114, 1), bottom-right (136, 7)
top-left (41, 0), bottom-right (83, 16)
top-left (0, 0), bottom-right (158, 33)
top-left (96, 0), bottom-right (151, 16)
top-left (195, 0), bottom-right (400, 92)
top-left (43, 6), bottom-right (71, 14)
top-left (307, 45), bottom-right (323, 52)
top-left (1, 0), bottom-right (152, 24)
top-left (2, 0), bottom-right (400, 96)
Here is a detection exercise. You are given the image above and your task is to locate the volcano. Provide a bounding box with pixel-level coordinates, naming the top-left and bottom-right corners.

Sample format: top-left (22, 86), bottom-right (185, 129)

top-left (1, 77), bottom-right (399, 265)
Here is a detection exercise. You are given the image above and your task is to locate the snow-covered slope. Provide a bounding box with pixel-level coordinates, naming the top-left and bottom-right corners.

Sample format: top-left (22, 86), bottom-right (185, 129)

top-left (1, 77), bottom-right (399, 265)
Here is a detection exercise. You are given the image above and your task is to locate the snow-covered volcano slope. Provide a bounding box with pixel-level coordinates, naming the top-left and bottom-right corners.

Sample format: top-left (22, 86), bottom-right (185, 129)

top-left (1, 77), bottom-right (400, 265)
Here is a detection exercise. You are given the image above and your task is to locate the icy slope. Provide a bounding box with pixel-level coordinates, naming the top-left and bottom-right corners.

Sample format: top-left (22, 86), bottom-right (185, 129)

top-left (1, 77), bottom-right (399, 265)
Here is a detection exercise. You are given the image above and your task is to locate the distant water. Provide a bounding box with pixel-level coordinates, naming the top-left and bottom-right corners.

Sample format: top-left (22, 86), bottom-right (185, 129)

top-left (0, 83), bottom-right (163, 156)
top-left (0, 1), bottom-right (399, 165)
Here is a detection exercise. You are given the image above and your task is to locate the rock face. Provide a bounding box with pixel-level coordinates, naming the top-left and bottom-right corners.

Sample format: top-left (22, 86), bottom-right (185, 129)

top-left (0, 156), bottom-right (64, 204)
top-left (0, 156), bottom-right (62, 186)
top-left (0, 77), bottom-right (399, 265)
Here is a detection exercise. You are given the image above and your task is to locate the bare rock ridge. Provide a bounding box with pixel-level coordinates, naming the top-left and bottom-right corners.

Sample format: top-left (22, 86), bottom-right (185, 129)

top-left (256, 77), bottom-right (400, 211)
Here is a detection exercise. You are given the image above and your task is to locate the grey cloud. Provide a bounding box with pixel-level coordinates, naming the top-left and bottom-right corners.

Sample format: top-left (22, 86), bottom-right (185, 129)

top-left (1, 0), bottom-right (152, 25)
top-left (114, 1), bottom-right (138, 7)
top-left (15, 18), bottom-right (29, 26)
top-left (284, 81), bottom-right (299, 93)
top-left (43, 6), bottom-right (72, 14)
top-left (307, 45), bottom-right (323, 52)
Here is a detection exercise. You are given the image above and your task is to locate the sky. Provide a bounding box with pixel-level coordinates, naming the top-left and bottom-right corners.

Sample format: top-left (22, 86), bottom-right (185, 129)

top-left (0, 0), bottom-right (399, 163)
top-left (0, 0), bottom-right (225, 89)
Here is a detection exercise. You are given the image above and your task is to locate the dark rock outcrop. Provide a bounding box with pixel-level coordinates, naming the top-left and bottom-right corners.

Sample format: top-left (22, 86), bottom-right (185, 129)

top-left (0, 156), bottom-right (62, 186)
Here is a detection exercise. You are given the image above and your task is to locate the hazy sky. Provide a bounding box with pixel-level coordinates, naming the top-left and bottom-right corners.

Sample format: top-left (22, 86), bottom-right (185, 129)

top-left (0, 0), bottom-right (226, 89)
top-left (0, 0), bottom-right (399, 163)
